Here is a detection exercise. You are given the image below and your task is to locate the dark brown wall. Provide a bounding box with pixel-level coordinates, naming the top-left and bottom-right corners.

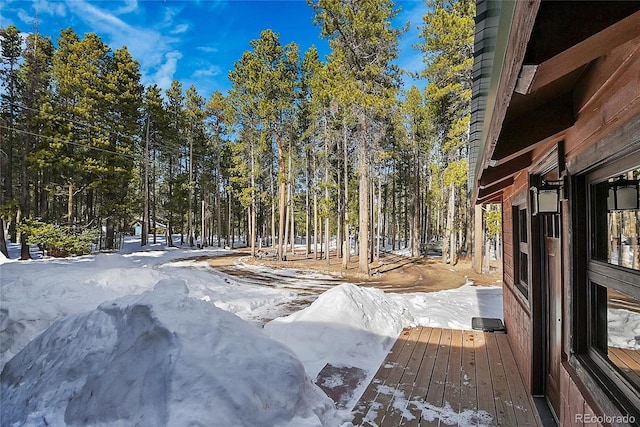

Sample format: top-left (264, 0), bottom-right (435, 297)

top-left (498, 35), bottom-right (640, 424)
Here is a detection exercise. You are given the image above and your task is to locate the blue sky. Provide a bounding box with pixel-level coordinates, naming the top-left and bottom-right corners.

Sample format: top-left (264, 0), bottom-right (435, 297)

top-left (1, 0), bottom-right (428, 98)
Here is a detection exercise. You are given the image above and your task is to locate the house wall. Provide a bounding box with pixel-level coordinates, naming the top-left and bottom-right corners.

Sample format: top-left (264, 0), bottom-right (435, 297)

top-left (498, 35), bottom-right (640, 425)
top-left (560, 366), bottom-right (603, 427)
top-left (564, 38), bottom-right (640, 167)
top-left (501, 172), bottom-right (534, 393)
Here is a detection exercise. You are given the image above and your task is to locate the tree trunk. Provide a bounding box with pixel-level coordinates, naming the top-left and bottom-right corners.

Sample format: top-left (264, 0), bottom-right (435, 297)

top-left (227, 191), bottom-right (232, 248)
top-left (142, 118), bottom-right (150, 246)
top-left (152, 146), bottom-right (157, 245)
top-left (305, 148), bottom-right (311, 256)
top-left (0, 218), bottom-right (8, 258)
top-left (289, 146), bottom-right (295, 256)
top-left (342, 122), bottom-right (349, 269)
top-left (375, 175), bottom-right (382, 263)
top-left (167, 220), bottom-right (174, 247)
top-left (106, 217), bottom-right (115, 250)
top-left (270, 164), bottom-right (276, 248)
top-left (201, 199), bottom-right (206, 247)
top-left (324, 137), bottom-right (330, 264)
top-left (250, 142), bottom-right (256, 257)
top-left (67, 181), bottom-right (74, 226)
top-left (391, 170), bottom-right (396, 251)
top-left (216, 166), bottom-right (222, 248)
top-left (274, 126), bottom-right (287, 260)
top-left (447, 183), bottom-right (457, 265)
top-left (284, 174), bottom-right (291, 255)
top-left (188, 135), bottom-right (194, 247)
top-left (314, 190), bottom-right (318, 259)
top-left (358, 115), bottom-right (370, 275)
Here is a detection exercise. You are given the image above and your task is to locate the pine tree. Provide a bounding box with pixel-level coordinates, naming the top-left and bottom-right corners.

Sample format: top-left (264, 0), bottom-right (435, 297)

top-left (164, 80), bottom-right (186, 246)
top-left (310, 0), bottom-right (403, 274)
top-left (0, 24), bottom-right (23, 250)
top-left (16, 31), bottom-right (54, 259)
top-left (143, 84), bottom-right (168, 245)
top-left (101, 46), bottom-right (143, 249)
top-left (185, 85), bottom-right (206, 247)
top-left (205, 90), bottom-right (230, 248)
top-left (228, 29), bottom-right (300, 259)
top-left (418, 0), bottom-right (474, 264)
top-left (299, 46), bottom-right (322, 257)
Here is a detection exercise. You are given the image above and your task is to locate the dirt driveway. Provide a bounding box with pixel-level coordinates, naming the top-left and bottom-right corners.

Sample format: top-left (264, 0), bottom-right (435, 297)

top-left (206, 248), bottom-right (502, 294)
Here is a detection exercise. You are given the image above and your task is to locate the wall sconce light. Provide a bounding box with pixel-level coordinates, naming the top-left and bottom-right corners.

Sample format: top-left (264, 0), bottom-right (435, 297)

top-left (531, 180), bottom-right (563, 216)
top-left (607, 177), bottom-right (640, 211)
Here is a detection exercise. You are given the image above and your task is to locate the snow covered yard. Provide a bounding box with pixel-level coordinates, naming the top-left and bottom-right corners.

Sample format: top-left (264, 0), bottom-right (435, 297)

top-left (1, 236), bottom-right (505, 426)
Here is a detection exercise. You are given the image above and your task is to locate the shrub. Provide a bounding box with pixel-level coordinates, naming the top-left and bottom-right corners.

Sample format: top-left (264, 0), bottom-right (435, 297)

top-left (19, 219), bottom-right (99, 257)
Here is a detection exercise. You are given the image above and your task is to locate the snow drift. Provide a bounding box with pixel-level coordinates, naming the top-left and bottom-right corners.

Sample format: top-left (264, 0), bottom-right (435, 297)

top-left (1, 279), bottom-right (335, 426)
top-left (265, 283), bottom-right (415, 379)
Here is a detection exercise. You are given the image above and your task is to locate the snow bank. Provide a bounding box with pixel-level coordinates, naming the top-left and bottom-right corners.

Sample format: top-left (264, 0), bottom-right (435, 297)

top-left (265, 284), bottom-right (414, 380)
top-left (608, 308), bottom-right (640, 349)
top-left (1, 279), bottom-right (336, 427)
top-left (0, 249), bottom-right (299, 368)
top-left (390, 284), bottom-right (504, 330)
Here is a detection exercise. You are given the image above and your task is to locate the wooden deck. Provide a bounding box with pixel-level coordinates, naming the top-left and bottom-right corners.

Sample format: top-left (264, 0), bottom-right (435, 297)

top-left (609, 346), bottom-right (640, 387)
top-left (351, 327), bottom-right (543, 426)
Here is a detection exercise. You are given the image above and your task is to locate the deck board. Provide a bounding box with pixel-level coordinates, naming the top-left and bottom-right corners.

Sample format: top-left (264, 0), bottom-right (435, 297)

top-left (378, 327), bottom-right (430, 426)
top-left (474, 332), bottom-right (497, 421)
top-left (609, 346), bottom-right (640, 385)
top-left (495, 333), bottom-right (539, 425)
top-left (352, 327), bottom-right (543, 427)
top-left (401, 327), bottom-right (442, 427)
top-left (352, 328), bottom-right (414, 426)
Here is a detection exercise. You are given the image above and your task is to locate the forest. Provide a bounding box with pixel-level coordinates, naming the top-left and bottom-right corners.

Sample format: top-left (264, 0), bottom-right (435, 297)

top-left (0, 0), bottom-right (483, 275)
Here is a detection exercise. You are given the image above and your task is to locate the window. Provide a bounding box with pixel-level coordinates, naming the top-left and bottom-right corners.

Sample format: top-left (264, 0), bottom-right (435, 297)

top-left (585, 163), bottom-right (640, 417)
top-left (514, 206), bottom-right (529, 299)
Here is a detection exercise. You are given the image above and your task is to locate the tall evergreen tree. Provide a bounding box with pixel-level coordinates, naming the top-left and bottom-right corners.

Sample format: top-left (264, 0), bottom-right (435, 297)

top-left (418, 0), bottom-right (474, 264)
top-left (142, 84), bottom-right (168, 245)
top-left (310, 0), bottom-right (403, 274)
top-left (101, 46), bottom-right (143, 249)
top-left (228, 29), bottom-right (299, 259)
top-left (205, 90), bottom-right (230, 248)
top-left (185, 85), bottom-right (206, 247)
top-left (0, 24), bottom-right (23, 250)
top-left (299, 46), bottom-right (322, 257)
top-left (164, 80), bottom-right (186, 246)
top-left (16, 31), bottom-right (54, 259)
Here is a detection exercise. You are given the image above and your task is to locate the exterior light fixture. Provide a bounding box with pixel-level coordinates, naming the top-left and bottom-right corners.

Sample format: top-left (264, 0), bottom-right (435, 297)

top-left (531, 180), bottom-right (563, 216)
top-left (607, 176), bottom-right (640, 211)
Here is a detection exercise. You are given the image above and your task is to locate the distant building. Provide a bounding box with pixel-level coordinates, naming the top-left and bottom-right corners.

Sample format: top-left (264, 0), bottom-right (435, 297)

top-left (130, 218), bottom-right (167, 236)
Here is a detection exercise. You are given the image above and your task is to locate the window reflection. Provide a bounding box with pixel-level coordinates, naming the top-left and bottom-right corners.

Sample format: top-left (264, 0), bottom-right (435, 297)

top-left (606, 288), bottom-right (640, 391)
top-left (593, 169), bottom-right (640, 271)
top-left (607, 210), bottom-right (640, 269)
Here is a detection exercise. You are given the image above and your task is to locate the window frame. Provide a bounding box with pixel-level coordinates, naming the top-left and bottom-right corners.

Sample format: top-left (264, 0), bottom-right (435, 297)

top-left (513, 205), bottom-right (530, 299)
top-left (575, 154), bottom-right (640, 420)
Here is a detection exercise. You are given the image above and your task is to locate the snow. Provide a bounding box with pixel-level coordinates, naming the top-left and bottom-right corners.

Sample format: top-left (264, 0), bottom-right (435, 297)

top-left (1, 235), bottom-right (637, 426)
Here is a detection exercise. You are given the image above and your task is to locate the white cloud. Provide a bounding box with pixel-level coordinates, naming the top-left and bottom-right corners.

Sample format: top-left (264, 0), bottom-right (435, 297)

top-left (9, 0), bottom-right (66, 26)
top-left (33, 0), bottom-right (67, 17)
top-left (193, 65), bottom-right (222, 78)
top-left (171, 24), bottom-right (189, 35)
top-left (151, 51), bottom-right (183, 90)
top-left (114, 0), bottom-right (138, 15)
top-left (64, 0), bottom-right (184, 90)
top-left (197, 46), bottom-right (219, 54)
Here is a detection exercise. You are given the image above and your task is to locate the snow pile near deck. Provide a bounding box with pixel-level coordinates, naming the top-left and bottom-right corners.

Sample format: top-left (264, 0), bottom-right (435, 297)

top-left (1, 279), bottom-right (336, 427)
top-left (265, 283), bottom-right (415, 379)
top-left (0, 248), bottom-right (297, 368)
